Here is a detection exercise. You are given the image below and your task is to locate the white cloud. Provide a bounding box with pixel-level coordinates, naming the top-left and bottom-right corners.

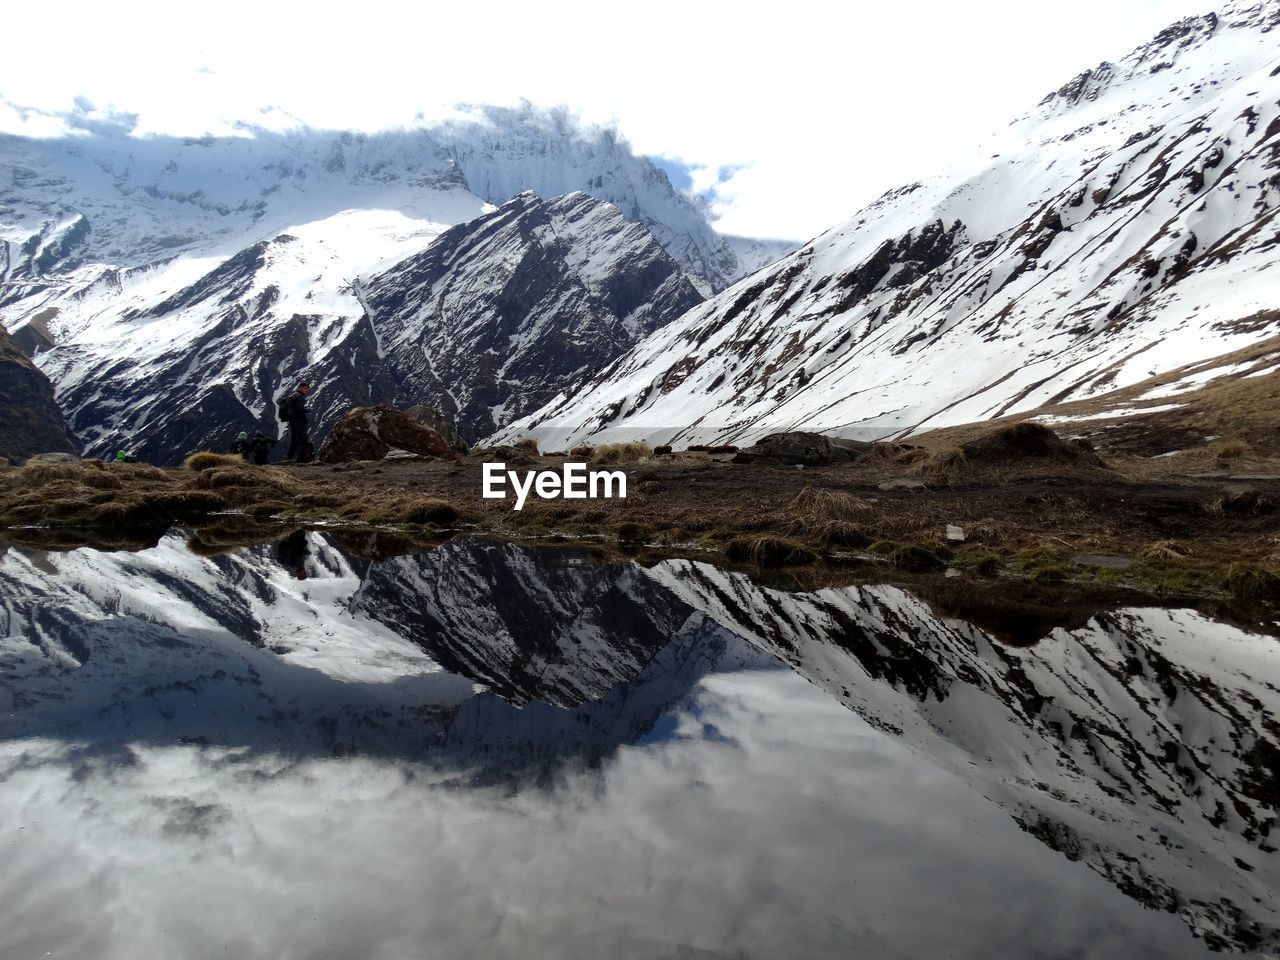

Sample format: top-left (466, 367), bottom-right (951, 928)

top-left (1, 0), bottom-right (1214, 238)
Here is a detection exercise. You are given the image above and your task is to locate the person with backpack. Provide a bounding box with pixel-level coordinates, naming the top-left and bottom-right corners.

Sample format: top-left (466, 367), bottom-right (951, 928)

top-left (230, 431), bottom-right (250, 457)
top-left (277, 381), bottom-right (311, 462)
top-left (249, 431), bottom-right (277, 466)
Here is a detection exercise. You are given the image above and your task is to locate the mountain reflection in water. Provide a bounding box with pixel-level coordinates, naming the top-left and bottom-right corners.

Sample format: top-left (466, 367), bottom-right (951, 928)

top-left (0, 533), bottom-right (1275, 959)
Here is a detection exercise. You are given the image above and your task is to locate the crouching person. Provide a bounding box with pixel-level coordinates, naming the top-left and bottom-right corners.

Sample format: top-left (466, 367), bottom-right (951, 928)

top-left (250, 431), bottom-right (277, 466)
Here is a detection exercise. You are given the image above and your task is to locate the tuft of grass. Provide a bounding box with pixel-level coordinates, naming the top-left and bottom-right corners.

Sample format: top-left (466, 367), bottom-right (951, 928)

top-left (786, 486), bottom-right (874, 520)
top-left (514, 437), bottom-right (540, 457)
top-left (1222, 563), bottom-right (1280, 604)
top-left (190, 465), bottom-right (300, 494)
top-left (869, 540), bottom-right (949, 572)
top-left (1138, 539), bottom-right (1187, 562)
top-left (399, 497), bottom-right (460, 526)
top-left (892, 446), bottom-right (930, 466)
top-left (810, 520), bottom-right (870, 551)
top-left (616, 522), bottom-right (651, 545)
top-left (184, 452), bottom-right (245, 470)
top-left (1015, 547), bottom-right (1075, 584)
top-left (1212, 438), bottom-right (1250, 462)
top-left (952, 546), bottom-right (1004, 576)
top-left (922, 446), bottom-right (967, 481)
top-left (1133, 560), bottom-right (1207, 597)
top-left (725, 535), bottom-right (816, 567)
top-left (591, 441), bottom-right (653, 465)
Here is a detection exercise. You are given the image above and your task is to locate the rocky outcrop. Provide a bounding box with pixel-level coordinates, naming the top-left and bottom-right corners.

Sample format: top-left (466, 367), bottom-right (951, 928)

top-left (403, 404), bottom-right (468, 453)
top-left (317, 405), bottom-right (452, 463)
top-left (0, 324), bottom-right (78, 464)
top-left (731, 431), bottom-right (870, 466)
top-left (367, 191), bottom-right (703, 441)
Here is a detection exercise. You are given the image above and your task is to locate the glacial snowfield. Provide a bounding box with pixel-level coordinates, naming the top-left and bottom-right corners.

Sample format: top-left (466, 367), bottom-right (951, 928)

top-left (498, 1), bottom-right (1280, 449)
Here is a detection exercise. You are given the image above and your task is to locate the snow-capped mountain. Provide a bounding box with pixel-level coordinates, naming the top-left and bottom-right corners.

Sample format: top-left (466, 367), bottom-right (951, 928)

top-left (431, 104), bottom-right (769, 295)
top-left (350, 537), bottom-right (700, 707)
top-left (2, 531), bottom-right (1273, 950)
top-left (0, 323), bottom-right (78, 462)
top-left (498, 1), bottom-right (1280, 449)
top-left (646, 560), bottom-right (1280, 953)
top-left (364, 191), bottom-right (702, 439)
top-left (0, 106), bottom-right (777, 461)
top-left (0, 533), bottom-right (750, 780)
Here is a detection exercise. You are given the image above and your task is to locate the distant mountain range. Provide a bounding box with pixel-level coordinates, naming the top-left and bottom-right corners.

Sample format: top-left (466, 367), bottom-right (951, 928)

top-left (0, 105), bottom-right (791, 462)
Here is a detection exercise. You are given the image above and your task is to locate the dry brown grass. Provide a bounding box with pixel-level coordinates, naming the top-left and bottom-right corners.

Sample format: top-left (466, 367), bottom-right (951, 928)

top-left (1138, 539), bottom-right (1188, 562)
top-left (921, 446), bottom-right (968, 481)
top-left (336, 492), bottom-right (462, 526)
top-left (514, 437), bottom-right (540, 457)
top-left (189, 465), bottom-right (302, 495)
top-left (184, 452), bottom-right (245, 470)
top-left (724, 535), bottom-right (817, 567)
top-left (786, 486), bottom-right (874, 520)
top-left (591, 442), bottom-right (653, 465)
top-left (1212, 438), bottom-right (1251, 462)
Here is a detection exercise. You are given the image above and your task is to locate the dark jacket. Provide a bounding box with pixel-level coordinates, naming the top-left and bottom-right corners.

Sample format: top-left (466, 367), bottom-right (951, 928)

top-left (279, 391), bottom-right (308, 425)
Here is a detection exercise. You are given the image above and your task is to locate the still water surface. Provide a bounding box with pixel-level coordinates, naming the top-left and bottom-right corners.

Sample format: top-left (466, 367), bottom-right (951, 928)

top-left (1, 533), bottom-right (1276, 958)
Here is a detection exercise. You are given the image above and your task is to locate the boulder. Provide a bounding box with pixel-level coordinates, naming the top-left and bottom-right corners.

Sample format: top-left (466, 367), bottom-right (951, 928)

top-left (1, 324), bottom-right (80, 464)
top-left (403, 405), bottom-right (469, 454)
top-left (732, 431), bottom-right (869, 466)
top-left (318, 405), bottom-right (452, 464)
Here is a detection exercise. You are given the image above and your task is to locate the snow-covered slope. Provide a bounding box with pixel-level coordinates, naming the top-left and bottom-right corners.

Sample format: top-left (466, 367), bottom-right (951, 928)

top-left (498, 1), bottom-right (1280, 449)
top-left (644, 559), bottom-right (1280, 953)
top-left (431, 104), bottom-right (775, 294)
top-left (364, 191), bottom-right (702, 439)
top-left (0, 108), bottom-right (772, 461)
top-left (0, 534), bottom-right (752, 781)
top-left (2, 528), bottom-right (1274, 950)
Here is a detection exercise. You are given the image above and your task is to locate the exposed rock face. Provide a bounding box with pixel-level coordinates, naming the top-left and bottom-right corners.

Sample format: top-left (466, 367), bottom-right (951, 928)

top-left (352, 538), bottom-right (698, 708)
top-left (646, 558), bottom-right (1280, 953)
top-left (317, 405), bottom-right (451, 463)
top-left (1, 108), bottom-right (749, 465)
top-left (402, 404), bottom-right (468, 453)
top-left (731, 431), bottom-right (869, 466)
top-left (366, 191), bottom-right (703, 441)
top-left (0, 324), bottom-right (78, 464)
top-left (18, 228), bottom-right (407, 465)
top-left (499, 4), bottom-right (1280, 449)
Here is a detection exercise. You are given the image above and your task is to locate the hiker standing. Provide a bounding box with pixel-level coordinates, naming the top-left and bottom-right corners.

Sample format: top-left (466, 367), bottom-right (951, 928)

top-left (278, 381), bottom-right (311, 462)
top-left (249, 430), bottom-right (277, 466)
top-left (230, 431), bottom-right (250, 456)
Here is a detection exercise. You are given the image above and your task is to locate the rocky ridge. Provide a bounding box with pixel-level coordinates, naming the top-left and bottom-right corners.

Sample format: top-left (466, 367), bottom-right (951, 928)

top-left (498, 2), bottom-right (1280, 449)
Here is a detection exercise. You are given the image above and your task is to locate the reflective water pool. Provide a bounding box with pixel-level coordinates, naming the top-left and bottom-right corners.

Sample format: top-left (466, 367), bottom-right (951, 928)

top-left (1, 534), bottom-right (1276, 958)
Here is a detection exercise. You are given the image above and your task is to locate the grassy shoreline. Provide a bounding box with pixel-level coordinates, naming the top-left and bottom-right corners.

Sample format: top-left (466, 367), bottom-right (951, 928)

top-left (3, 436), bottom-right (1279, 618)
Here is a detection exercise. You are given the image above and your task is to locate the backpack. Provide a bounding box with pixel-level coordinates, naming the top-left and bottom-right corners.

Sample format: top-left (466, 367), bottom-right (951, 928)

top-left (276, 394), bottom-right (294, 423)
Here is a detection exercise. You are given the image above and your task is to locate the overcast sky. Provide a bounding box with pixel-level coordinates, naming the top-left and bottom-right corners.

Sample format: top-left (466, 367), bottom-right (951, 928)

top-left (2, 0), bottom-right (1214, 239)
